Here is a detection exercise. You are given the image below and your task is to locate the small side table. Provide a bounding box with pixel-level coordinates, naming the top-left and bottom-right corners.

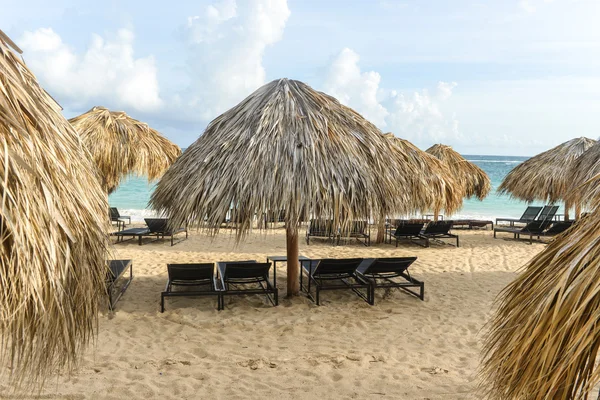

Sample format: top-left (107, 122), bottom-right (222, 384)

top-left (266, 255), bottom-right (310, 299)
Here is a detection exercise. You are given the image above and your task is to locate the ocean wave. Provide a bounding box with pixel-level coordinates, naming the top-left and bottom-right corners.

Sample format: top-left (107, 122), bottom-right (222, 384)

top-left (465, 160), bottom-right (523, 163)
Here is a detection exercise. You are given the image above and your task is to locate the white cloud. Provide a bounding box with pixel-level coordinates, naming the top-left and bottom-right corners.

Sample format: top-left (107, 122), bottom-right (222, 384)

top-left (324, 48), bottom-right (460, 144)
top-left (325, 48), bottom-right (389, 127)
top-left (182, 0), bottom-right (290, 120)
top-left (19, 28), bottom-right (162, 112)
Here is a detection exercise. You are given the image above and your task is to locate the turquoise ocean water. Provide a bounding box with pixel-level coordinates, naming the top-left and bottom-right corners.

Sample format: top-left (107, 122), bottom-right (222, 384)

top-left (109, 154), bottom-right (561, 222)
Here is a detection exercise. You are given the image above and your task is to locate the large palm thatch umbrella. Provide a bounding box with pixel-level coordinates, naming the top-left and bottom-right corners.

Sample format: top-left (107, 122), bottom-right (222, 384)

top-left (567, 140), bottom-right (600, 211)
top-left (425, 144), bottom-right (491, 218)
top-left (498, 137), bottom-right (595, 219)
top-left (0, 30), bottom-right (109, 385)
top-left (69, 106), bottom-right (181, 194)
top-left (385, 134), bottom-right (464, 217)
top-left (481, 210), bottom-right (600, 399)
top-left (151, 78), bottom-right (419, 295)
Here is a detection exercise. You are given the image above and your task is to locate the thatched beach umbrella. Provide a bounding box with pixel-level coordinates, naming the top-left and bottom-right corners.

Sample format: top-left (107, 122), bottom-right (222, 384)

top-left (69, 106), bottom-right (181, 194)
top-left (151, 78), bottom-right (418, 295)
top-left (0, 31), bottom-right (109, 385)
top-left (498, 137), bottom-right (595, 219)
top-left (481, 210), bottom-right (600, 399)
top-left (385, 134), bottom-right (464, 217)
top-left (567, 140), bottom-right (600, 211)
top-left (425, 144), bottom-right (491, 218)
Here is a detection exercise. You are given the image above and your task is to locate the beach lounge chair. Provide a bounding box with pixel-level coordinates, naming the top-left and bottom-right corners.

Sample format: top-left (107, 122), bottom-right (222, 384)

top-left (112, 227), bottom-right (151, 245)
top-left (106, 259), bottom-right (133, 310)
top-left (300, 258), bottom-right (371, 305)
top-left (496, 206), bottom-right (543, 227)
top-left (161, 263), bottom-right (221, 312)
top-left (144, 218), bottom-right (188, 246)
top-left (306, 218), bottom-right (336, 244)
top-left (419, 221), bottom-right (459, 247)
top-left (493, 219), bottom-right (555, 244)
top-left (110, 207), bottom-right (131, 231)
top-left (387, 222), bottom-right (427, 247)
top-left (451, 219), bottom-right (494, 230)
top-left (338, 220), bottom-right (370, 246)
top-left (356, 257), bottom-right (424, 303)
top-left (216, 260), bottom-right (277, 310)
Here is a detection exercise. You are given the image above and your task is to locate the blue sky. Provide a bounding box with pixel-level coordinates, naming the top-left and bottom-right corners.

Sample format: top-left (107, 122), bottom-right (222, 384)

top-left (3, 0), bottom-right (600, 155)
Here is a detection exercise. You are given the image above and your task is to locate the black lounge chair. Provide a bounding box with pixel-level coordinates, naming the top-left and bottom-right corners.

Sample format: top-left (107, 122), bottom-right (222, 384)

top-left (306, 219), bottom-right (336, 244)
top-left (112, 227), bottom-right (150, 245)
top-left (496, 206), bottom-right (543, 227)
top-left (110, 207), bottom-right (131, 229)
top-left (144, 218), bottom-right (188, 246)
top-left (541, 220), bottom-right (575, 237)
top-left (386, 222), bottom-right (427, 247)
top-left (161, 263), bottom-right (220, 312)
top-left (356, 257), bottom-right (423, 303)
top-left (217, 261), bottom-right (277, 310)
top-left (451, 219), bottom-right (494, 230)
top-left (106, 259), bottom-right (133, 310)
top-left (338, 220), bottom-right (370, 246)
top-left (493, 219), bottom-right (555, 244)
top-left (419, 221), bottom-right (459, 247)
top-left (300, 258), bottom-right (371, 305)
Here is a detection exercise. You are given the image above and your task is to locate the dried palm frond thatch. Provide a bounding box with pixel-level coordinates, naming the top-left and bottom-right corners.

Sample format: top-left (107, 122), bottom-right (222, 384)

top-left (480, 211), bottom-right (600, 399)
top-left (498, 137), bottom-right (595, 204)
top-left (69, 107), bottom-right (181, 194)
top-left (151, 78), bottom-right (420, 295)
top-left (567, 140), bottom-right (600, 210)
top-left (384, 134), bottom-right (464, 216)
top-left (425, 144), bottom-right (491, 201)
top-left (0, 30), bottom-right (109, 386)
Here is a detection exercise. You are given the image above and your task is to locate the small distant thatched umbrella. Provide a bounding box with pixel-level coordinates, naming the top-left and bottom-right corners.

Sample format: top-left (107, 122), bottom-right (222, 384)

top-left (425, 144), bottom-right (491, 218)
top-left (567, 140), bottom-right (600, 211)
top-left (0, 31), bottom-right (109, 385)
top-left (481, 210), bottom-right (600, 399)
top-left (69, 106), bottom-right (181, 194)
top-left (151, 78), bottom-right (419, 295)
top-left (498, 137), bottom-right (595, 219)
top-left (385, 134), bottom-right (464, 217)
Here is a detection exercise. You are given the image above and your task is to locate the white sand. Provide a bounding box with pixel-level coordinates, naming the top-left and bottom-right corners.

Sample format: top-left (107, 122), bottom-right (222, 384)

top-left (0, 227), bottom-right (545, 399)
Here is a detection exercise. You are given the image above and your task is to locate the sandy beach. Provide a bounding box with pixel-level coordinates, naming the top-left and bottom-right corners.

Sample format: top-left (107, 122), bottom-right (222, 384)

top-left (0, 226), bottom-right (546, 400)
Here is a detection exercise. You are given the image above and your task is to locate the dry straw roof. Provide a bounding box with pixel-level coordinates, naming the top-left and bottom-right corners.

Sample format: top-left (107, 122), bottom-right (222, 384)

top-left (69, 106), bottom-right (181, 194)
top-left (481, 211), bottom-right (600, 399)
top-left (0, 31), bottom-right (109, 386)
top-left (498, 137), bottom-right (596, 203)
top-left (425, 144), bottom-right (491, 200)
top-left (567, 140), bottom-right (600, 208)
top-left (383, 133), bottom-right (464, 215)
top-left (151, 78), bottom-right (419, 235)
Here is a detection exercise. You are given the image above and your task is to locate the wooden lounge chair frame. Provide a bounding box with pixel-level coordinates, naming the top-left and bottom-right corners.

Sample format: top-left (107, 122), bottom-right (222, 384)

top-left (217, 261), bottom-right (277, 310)
top-left (356, 257), bottom-right (424, 303)
top-left (300, 258), bottom-right (371, 305)
top-left (107, 259), bottom-right (133, 310)
top-left (161, 263), bottom-right (221, 312)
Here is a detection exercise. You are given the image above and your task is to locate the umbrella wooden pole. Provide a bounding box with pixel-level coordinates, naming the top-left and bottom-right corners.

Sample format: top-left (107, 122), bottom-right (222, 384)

top-left (286, 225), bottom-right (300, 297)
top-left (434, 206), bottom-right (440, 222)
top-left (564, 201), bottom-right (571, 221)
top-left (575, 203), bottom-right (582, 219)
top-left (375, 212), bottom-right (385, 244)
